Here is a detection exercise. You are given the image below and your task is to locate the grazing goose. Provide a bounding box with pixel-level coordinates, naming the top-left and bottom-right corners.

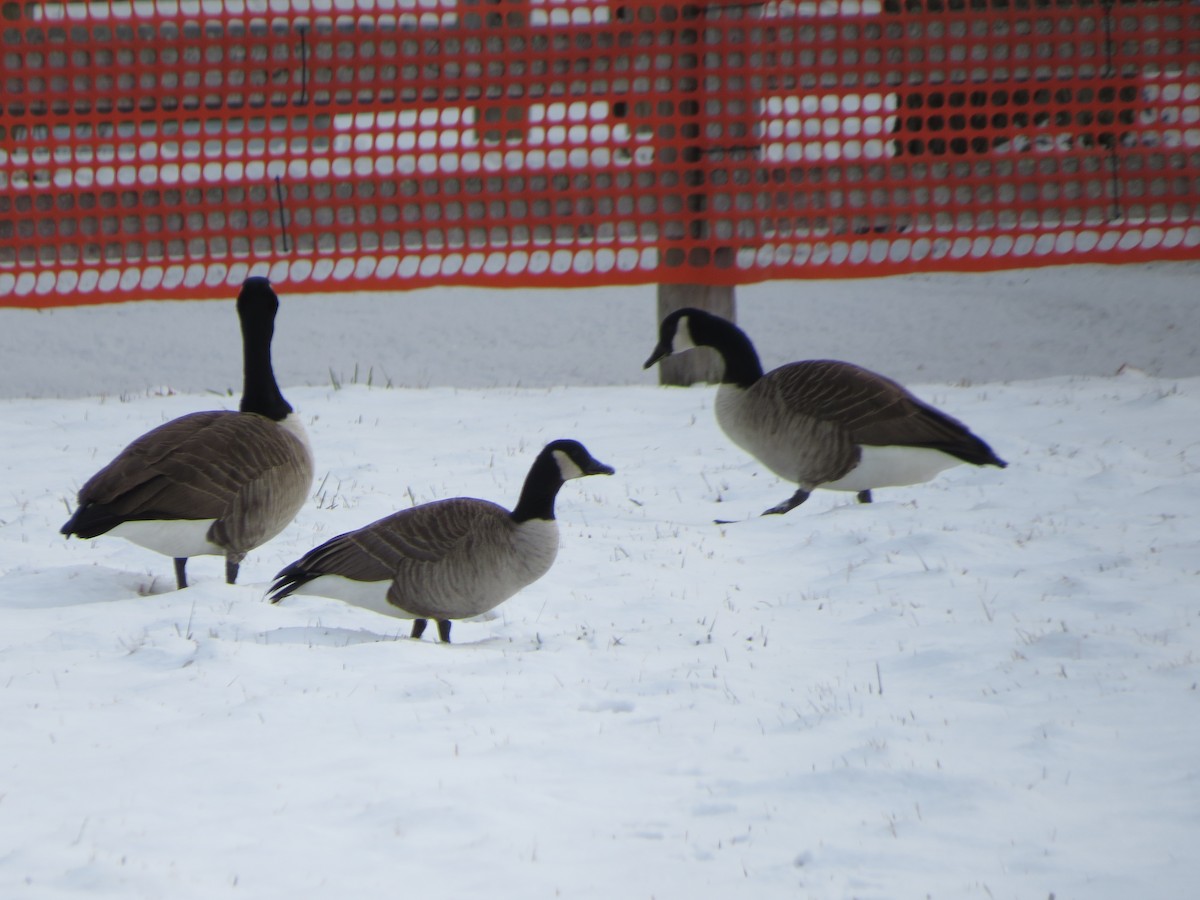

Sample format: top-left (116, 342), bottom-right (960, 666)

top-left (61, 277), bottom-right (314, 589)
top-left (644, 307), bottom-right (1006, 515)
top-left (268, 439), bottom-right (614, 643)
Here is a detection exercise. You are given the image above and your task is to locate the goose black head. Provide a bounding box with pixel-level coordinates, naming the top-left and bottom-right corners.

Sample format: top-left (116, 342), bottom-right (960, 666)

top-left (237, 276), bottom-right (280, 324)
top-left (545, 439), bottom-right (616, 480)
top-left (644, 307), bottom-right (723, 369)
top-left (512, 440), bottom-right (614, 523)
top-left (643, 307), bottom-right (762, 387)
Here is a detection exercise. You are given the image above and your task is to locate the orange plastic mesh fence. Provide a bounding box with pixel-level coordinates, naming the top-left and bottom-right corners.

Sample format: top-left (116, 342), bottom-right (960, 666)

top-left (1, 0), bottom-right (1197, 307)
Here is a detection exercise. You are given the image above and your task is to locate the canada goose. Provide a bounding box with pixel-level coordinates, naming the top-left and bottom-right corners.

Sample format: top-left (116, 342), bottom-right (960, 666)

top-left (60, 277), bottom-right (314, 589)
top-left (644, 307), bottom-right (1006, 515)
top-left (268, 439), bottom-right (614, 643)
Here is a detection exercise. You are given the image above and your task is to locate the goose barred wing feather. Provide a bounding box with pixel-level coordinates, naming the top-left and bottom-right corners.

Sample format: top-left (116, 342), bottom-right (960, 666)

top-left (204, 416), bottom-right (314, 552)
top-left (297, 498), bottom-right (490, 574)
top-left (763, 361), bottom-right (1005, 465)
top-left (382, 500), bottom-right (519, 616)
top-left (73, 412), bottom-right (232, 521)
top-left (67, 411), bottom-right (313, 547)
top-left (271, 520), bottom-right (406, 592)
top-left (270, 499), bottom-right (516, 618)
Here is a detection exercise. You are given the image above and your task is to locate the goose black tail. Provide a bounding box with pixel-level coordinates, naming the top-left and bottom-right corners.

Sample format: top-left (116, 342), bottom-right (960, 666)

top-left (60, 503), bottom-right (123, 539)
top-left (268, 564), bottom-right (320, 604)
top-left (918, 405), bottom-right (1008, 469)
top-left (948, 433), bottom-right (1007, 469)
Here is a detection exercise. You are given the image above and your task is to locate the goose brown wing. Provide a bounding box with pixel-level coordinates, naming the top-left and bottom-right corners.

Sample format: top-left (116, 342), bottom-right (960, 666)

top-left (286, 498), bottom-right (506, 583)
top-left (67, 411), bottom-right (242, 534)
top-left (69, 411), bottom-right (310, 536)
top-left (763, 361), bottom-right (1005, 464)
top-left (203, 415), bottom-right (313, 551)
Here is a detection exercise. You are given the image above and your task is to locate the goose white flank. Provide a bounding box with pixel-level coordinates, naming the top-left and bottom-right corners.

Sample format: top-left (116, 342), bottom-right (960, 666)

top-left (1, 264), bottom-right (1198, 899)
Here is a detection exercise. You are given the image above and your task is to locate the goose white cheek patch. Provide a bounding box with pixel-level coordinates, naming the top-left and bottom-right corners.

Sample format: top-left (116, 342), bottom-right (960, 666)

top-left (552, 450), bottom-right (586, 481)
top-left (672, 317), bottom-right (698, 353)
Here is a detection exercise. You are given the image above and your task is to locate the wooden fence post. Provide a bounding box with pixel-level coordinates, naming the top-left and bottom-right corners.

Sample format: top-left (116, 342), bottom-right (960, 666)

top-left (652, 2), bottom-right (740, 387)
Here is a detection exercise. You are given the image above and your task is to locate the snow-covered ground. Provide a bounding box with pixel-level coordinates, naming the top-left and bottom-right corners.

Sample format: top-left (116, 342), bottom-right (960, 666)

top-left (1, 263), bottom-right (1198, 899)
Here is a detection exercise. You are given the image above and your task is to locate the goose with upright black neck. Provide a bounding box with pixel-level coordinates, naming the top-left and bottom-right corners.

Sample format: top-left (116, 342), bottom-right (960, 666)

top-left (61, 277), bottom-right (314, 588)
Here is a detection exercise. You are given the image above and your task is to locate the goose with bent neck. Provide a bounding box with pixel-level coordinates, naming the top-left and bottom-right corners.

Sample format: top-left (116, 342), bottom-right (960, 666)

top-left (644, 307), bottom-right (1007, 516)
top-left (60, 277), bottom-right (314, 588)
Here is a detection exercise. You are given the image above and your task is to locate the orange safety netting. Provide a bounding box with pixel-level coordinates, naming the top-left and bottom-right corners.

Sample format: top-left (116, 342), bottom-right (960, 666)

top-left (1, 0), bottom-right (1198, 307)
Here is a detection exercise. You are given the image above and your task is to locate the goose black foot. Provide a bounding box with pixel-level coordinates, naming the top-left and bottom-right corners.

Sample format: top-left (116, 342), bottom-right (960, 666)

top-left (225, 558), bottom-right (240, 585)
top-left (173, 558), bottom-right (188, 590)
top-left (411, 618), bottom-right (428, 640)
top-left (856, 490), bottom-right (873, 504)
top-left (437, 619), bottom-right (452, 643)
top-left (761, 489), bottom-right (810, 516)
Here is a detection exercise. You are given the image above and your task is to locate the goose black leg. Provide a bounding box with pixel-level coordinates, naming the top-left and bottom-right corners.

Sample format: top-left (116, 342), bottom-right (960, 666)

top-left (856, 490), bottom-right (873, 504)
top-left (411, 618), bottom-right (428, 640)
top-left (225, 557), bottom-right (240, 585)
top-left (173, 558), bottom-right (188, 590)
top-left (437, 619), bottom-right (452, 643)
top-left (762, 488), bottom-right (810, 517)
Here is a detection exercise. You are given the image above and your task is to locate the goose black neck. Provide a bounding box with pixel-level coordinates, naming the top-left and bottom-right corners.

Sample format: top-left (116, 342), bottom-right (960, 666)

top-left (238, 308), bottom-right (293, 421)
top-left (700, 316), bottom-right (764, 388)
top-left (510, 452), bottom-right (564, 523)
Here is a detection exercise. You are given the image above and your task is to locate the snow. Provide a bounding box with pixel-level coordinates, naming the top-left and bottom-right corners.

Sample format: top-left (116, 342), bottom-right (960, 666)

top-left (2, 263), bottom-right (1198, 899)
